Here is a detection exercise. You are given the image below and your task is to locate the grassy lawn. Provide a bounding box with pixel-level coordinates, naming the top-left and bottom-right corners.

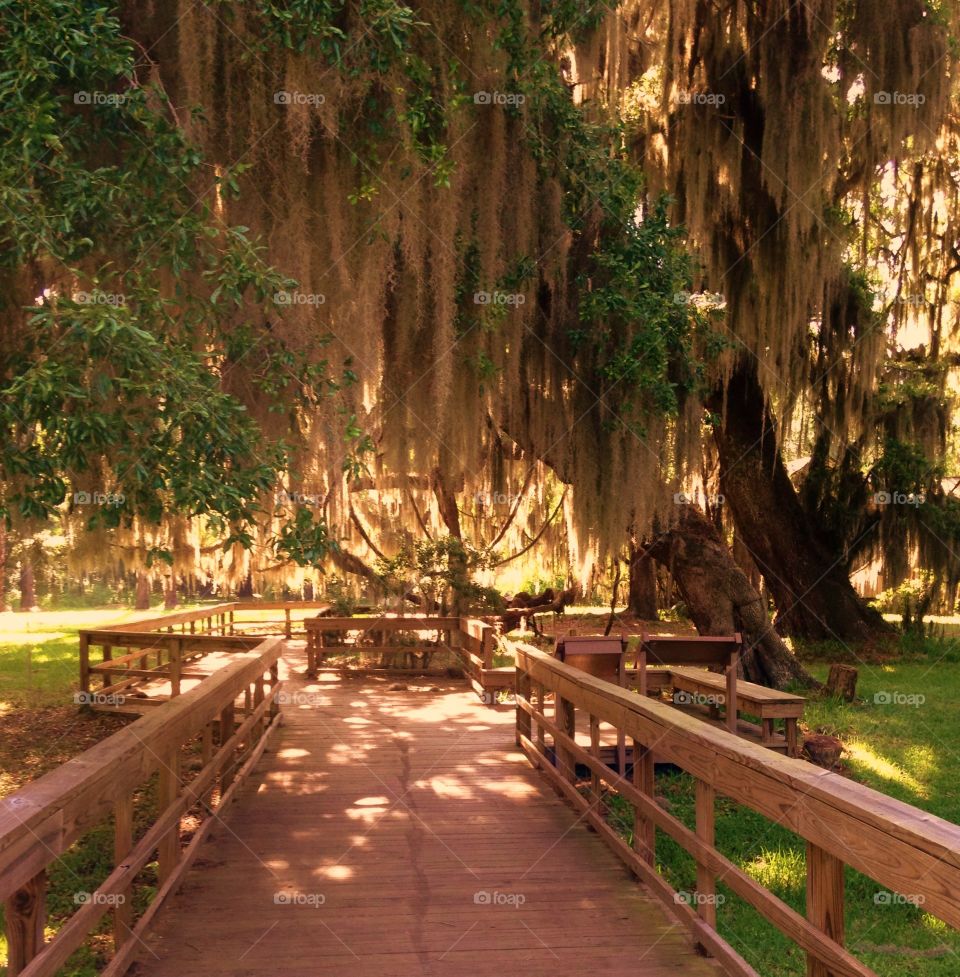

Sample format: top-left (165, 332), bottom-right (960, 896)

top-left (606, 650), bottom-right (960, 977)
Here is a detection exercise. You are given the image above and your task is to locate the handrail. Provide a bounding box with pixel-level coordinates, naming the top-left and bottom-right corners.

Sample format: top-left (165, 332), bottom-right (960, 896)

top-left (514, 643), bottom-right (960, 977)
top-left (78, 601), bottom-right (334, 703)
top-left (78, 605), bottom-right (514, 710)
top-left (1, 638), bottom-right (283, 977)
top-left (100, 602), bottom-right (238, 633)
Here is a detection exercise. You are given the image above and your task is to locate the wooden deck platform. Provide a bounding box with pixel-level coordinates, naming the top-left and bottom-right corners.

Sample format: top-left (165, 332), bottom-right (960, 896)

top-left (130, 643), bottom-right (721, 976)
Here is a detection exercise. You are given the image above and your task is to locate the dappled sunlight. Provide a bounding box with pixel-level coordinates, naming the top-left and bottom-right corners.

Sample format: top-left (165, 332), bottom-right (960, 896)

top-left (921, 913), bottom-right (949, 935)
top-left (845, 740), bottom-right (929, 798)
top-left (346, 804), bottom-right (399, 823)
top-left (277, 747), bottom-right (310, 759)
top-left (903, 744), bottom-right (937, 782)
top-left (417, 776), bottom-right (475, 799)
top-left (744, 848), bottom-right (805, 893)
top-left (0, 631), bottom-right (69, 645)
top-left (316, 863), bottom-right (354, 881)
top-left (325, 740), bottom-right (379, 764)
top-left (481, 777), bottom-right (539, 799)
top-left (314, 672), bottom-right (344, 685)
top-left (345, 795), bottom-right (393, 822)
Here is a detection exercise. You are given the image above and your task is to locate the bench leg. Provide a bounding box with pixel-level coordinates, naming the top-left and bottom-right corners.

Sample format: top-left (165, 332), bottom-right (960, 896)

top-left (761, 718), bottom-right (775, 744)
top-left (725, 663), bottom-right (738, 733)
top-left (786, 718), bottom-right (799, 758)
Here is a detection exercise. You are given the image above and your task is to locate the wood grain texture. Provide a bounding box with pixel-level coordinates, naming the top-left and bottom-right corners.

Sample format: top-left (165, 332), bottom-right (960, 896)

top-left (514, 643), bottom-right (960, 929)
top-left (131, 645), bottom-right (721, 977)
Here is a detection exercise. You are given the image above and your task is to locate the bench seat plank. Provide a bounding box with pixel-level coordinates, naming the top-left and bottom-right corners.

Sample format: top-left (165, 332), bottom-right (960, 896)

top-left (669, 667), bottom-right (804, 712)
top-left (666, 666), bottom-right (804, 757)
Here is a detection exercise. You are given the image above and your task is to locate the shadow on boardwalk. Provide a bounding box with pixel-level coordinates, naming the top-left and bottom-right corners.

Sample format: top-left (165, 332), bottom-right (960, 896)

top-left (132, 645), bottom-right (720, 977)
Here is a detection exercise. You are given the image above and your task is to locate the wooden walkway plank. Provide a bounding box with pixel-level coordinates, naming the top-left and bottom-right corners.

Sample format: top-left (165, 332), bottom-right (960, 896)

top-left (131, 645), bottom-right (721, 977)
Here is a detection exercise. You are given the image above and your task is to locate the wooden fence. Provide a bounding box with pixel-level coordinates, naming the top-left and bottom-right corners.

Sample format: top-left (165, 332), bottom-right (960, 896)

top-left (305, 614), bottom-right (513, 702)
top-left (1, 639), bottom-right (283, 977)
top-left (514, 643), bottom-right (960, 977)
top-left (79, 605), bottom-right (515, 709)
top-left (78, 602), bottom-right (329, 711)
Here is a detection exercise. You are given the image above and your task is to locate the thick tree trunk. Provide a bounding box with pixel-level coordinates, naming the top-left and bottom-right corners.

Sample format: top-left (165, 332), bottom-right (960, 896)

top-left (0, 527), bottom-right (8, 611)
top-left (163, 575), bottom-right (178, 609)
top-left (135, 572), bottom-right (151, 610)
top-left (710, 361), bottom-right (889, 643)
top-left (627, 541), bottom-right (658, 619)
top-left (237, 572), bottom-right (254, 599)
top-left (18, 559), bottom-right (36, 611)
top-left (647, 507), bottom-right (821, 690)
top-left (431, 467), bottom-right (462, 539)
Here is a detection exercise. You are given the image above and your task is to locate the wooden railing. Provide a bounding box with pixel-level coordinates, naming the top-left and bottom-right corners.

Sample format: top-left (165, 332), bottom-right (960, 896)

top-left (78, 601), bottom-right (331, 708)
top-left (78, 604), bottom-right (516, 710)
top-left (514, 643), bottom-right (960, 977)
top-left (457, 617), bottom-right (510, 701)
top-left (1, 639), bottom-right (283, 977)
top-left (304, 614), bottom-right (513, 702)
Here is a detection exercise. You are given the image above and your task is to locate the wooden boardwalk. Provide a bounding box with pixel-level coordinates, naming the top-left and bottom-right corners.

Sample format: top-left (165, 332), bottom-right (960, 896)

top-left (131, 644), bottom-right (720, 977)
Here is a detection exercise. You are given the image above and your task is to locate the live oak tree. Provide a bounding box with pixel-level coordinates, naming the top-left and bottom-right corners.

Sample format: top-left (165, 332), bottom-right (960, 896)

top-left (5, 0), bottom-right (960, 688)
top-left (0, 0), bottom-right (351, 586)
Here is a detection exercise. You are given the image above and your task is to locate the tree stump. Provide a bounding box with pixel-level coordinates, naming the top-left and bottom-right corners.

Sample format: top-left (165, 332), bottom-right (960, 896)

top-left (803, 734), bottom-right (843, 769)
top-left (825, 664), bottom-right (858, 702)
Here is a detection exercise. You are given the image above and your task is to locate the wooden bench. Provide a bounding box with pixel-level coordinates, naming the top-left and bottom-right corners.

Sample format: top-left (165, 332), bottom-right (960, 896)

top-left (555, 634), bottom-right (628, 772)
top-left (634, 632), bottom-right (741, 733)
top-left (669, 666), bottom-right (804, 756)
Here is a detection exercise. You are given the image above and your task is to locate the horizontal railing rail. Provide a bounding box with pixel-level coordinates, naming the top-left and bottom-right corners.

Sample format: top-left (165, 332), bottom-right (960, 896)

top-left (304, 614), bottom-right (514, 701)
top-left (78, 602), bottom-right (332, 706)
top-left (514, 643), bottom-right (960, 977)
top-left (78, 604), bottom-right (516, 708)
top-left (1, 639), bottom-right (283, 977)
top-left (304, 615), bottom-right (460, 678)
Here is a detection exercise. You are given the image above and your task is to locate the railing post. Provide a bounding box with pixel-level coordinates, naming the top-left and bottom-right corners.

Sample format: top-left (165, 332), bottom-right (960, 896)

top-left (200, 722), bottom-right (214, 808)
top-left (632, 739), bottom-right (655, 864)
top-left (314, 630), bottom-right (326, 677)
top-left (229, 609), bottom-right (235, 635)
top-left (269, 662), bottom-right (280, 718)
top-left (725, 647), bottom-right (739, 733)
top-left (168, 637), bottom-right (181, 698)
top-left (285, 607), bottom-right (292, 639)
top-left (3, 870), bottom-right (46, 977)
top-left (589, 713), bottom-right (602, 809)
top-left (253, 674), bottom-right (265, 739)
top-left (535, 682), bottom-right (546, 752)
top-left (113, 792), bottom-right (134, 948)
top-left (482, 628), bottom-right (494, 670)
top-left (102, 642), bottom-right (113, 689)
top-left (555, 695), bottom-right (576, 786)
top-left (695, 780), bottom-right (717, 939)
top-left (79, 633), bottom-right (90, 700)
top-left (806, 843), bottom-right (845, 977)
top-left (220, 700), bottom-right (237, 791)
top-left (515, 665), bottom-right (532, 747)
top-left (158, 748), bottom-right (181, 884)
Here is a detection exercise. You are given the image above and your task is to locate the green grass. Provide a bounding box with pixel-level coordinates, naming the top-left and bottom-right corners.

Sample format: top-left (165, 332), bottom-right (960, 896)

top-left (0, 606), bottom-right (215, 708)
top-left (605, 652), bottom-right (960, 977)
